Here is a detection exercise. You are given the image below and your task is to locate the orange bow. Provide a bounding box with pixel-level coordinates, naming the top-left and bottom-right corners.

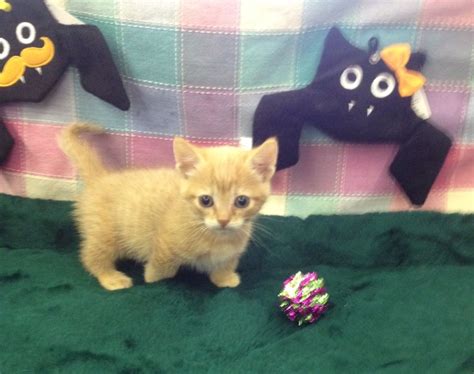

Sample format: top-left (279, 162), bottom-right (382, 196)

top-left (380, 44), bottom-right (426, 97)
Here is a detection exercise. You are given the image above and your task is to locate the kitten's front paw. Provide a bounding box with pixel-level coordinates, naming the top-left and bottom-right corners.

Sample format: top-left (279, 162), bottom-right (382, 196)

top-left (210, 272), bottom-right (241, 288)
top-left (98, 272), bottom-right (133, 291)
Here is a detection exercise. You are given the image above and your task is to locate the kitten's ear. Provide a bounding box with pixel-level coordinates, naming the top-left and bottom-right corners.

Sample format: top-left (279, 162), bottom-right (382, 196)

top-left (249, 137), bottom-right (278, 182)
top-left (173, 137), bottom-right (201, 177)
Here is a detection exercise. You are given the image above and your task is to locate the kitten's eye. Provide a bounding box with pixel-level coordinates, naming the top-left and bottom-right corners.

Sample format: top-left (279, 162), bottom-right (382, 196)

top-left (0, 38), bottom-right (10, 60)
top-left (16, 22), bottom-right (36, 45)
top-left (234, 195), bottom-right (250, 208)
top-left (371, 72), bottom-right (396, 98)
top-left (340, 65), bottom-right (363, 90)
top-left (199, 195), bottom-right (214, 208)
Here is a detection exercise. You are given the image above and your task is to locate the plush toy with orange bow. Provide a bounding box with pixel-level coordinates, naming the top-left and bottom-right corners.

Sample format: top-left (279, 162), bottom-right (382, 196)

top-left (253, 27), bottom-right (452, 206)
top-left (0, 0), bottom-right (130, 164)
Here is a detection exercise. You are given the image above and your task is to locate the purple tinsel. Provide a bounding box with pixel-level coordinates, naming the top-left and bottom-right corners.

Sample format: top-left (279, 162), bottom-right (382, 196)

top-left (278, 271), bottom-right (329, 326)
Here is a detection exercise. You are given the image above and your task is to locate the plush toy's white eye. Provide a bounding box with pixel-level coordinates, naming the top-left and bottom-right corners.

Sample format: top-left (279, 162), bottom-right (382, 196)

top-left (16, 22), bottom-right (36, 45)
top-left (340, 65), bottom-right (363, 90)
top-left (371, 72), bottom-right (396, 98)
top-left (0, 38), bottom-right (10, 60)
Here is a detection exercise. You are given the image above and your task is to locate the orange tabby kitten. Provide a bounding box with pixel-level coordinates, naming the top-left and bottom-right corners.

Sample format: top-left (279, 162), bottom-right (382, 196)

top-left (59, 124), bottom-right (278, 291)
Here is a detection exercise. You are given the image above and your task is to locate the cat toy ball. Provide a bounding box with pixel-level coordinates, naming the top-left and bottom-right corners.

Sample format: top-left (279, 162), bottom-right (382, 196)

top-left (278, 271), bottom-right (329, 326)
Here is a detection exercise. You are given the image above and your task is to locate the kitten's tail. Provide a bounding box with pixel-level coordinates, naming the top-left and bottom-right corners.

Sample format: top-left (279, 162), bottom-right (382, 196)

top-left (59, 123), bottom-right (108, 183)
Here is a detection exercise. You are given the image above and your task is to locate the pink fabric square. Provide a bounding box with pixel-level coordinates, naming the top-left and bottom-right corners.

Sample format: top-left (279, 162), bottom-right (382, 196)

top-left (184, 91), bottom-right (236, 139)
top-left (22, 124), bottom-right (75, 178)
top-left (450, 146), bottom-right (474, 188)
top-left (181, 0), bottom-right (239, 30)
top-left (289, 145), bottom-right (342, 194)
top-left (132, 136), bottom-right (240, 169)
top-left (131, 135), bottom-right (175, 169)
top-left (187, 139), bottom-right (239, 147)
top-left (2, 121), bottom-right (23, 172)
top-left (86, 132), bottom-right (128, 171)
top-left (0, 171), bottom-right (25, 196)
top-left (426, 89), bottom-right (470, 138)
top-left (421, 0), bottom-right (473, 27)
top-left (431, 146), bottom-right (458, 189)
top-left (271, 169), bottom-right (288, 195)
top-left (342, 145), bottom-right (398, 195)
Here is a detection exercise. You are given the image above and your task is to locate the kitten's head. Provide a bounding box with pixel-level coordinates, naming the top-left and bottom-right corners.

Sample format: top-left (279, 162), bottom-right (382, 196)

top-left (173, 137), bottom-right (278, 233)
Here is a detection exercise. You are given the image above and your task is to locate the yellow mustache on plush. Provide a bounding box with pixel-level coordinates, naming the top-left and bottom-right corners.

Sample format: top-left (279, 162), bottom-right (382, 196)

top-left (0, 0), bottom-right (12, 12)
top-left (0, 36), bottom-right (55, 87)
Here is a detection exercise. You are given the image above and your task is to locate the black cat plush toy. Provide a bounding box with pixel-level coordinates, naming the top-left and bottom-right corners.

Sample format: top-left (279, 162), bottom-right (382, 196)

top-left (253, 27), bottom-right (452, 206)
top-left (0, 0), bottom-right (130, 164)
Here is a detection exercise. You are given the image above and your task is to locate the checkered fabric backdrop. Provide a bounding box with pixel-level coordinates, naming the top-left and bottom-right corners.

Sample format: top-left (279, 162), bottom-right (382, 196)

top-left (0, 0), bottom-right (472, 217)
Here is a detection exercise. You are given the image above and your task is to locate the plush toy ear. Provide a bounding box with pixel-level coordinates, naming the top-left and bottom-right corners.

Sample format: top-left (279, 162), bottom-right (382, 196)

top-left (173, 138), bottom-right (201, 178)
top-left (313, 27), bottom-right (366, 85)
top-left (407, 51), bottom-right (427, 71)
top-left (249, 137), bottom-right (278, 182)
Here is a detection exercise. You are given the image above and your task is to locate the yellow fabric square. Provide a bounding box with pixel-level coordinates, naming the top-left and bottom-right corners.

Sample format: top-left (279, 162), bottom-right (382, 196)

top-left (241, 0), bottom-right (304, 31)
top-left (260, 195), bottom-right (286, 216)
top-left (447, 190), bottom-right (474, 212)
top-left (25, 175), bottom-right (77, 201)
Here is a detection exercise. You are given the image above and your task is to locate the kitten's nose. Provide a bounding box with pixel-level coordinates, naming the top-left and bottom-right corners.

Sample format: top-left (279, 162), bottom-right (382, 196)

top-left (218, 219), bottom-right (230, 228)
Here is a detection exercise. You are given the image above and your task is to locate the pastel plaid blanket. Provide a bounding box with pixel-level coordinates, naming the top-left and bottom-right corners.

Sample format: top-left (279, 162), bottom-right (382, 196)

top-left (0, 0), bottom-right (472, 217)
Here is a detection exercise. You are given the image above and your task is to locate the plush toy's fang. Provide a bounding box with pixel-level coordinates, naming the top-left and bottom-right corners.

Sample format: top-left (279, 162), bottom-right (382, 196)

top-left (367, 105), bottom-right (374, 116)
top-left (35, 67), bottom-right (42, 75)
top-left (348, 100), bottom-right (355, 111)
top-left (19, 76), bottom-right (25, 83)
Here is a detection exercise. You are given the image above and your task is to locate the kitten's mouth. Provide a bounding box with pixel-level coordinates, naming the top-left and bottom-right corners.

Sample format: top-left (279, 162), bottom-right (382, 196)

top-left (206, 224), bottom-right (243, 235)
top-left (348, 100), bottom-right (374, 117)
top-left (214, 226), bottom-right (241, 234)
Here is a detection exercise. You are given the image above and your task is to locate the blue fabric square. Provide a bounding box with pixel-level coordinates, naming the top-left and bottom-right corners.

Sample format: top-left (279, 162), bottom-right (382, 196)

top-left (296, 29), bottom-right (328, 86)
top-left (303, 0), bottom-right (359, 25)
top-left (183, 32), bottom-right (237, 88)
top-left (239, 93), bottom-right (264, 137)
top-left (356, 28), bottom-right (417, 48)
top-left (419, 30), bottom-right (472, 82)
top-left (75, 73), bottom-right (127, 131)
top-left (121, 25), bottom-right (178, 86)
top-left (240, 34), bottom-right (298, 90)
top-left (128, 82), bottom-right (181, 136)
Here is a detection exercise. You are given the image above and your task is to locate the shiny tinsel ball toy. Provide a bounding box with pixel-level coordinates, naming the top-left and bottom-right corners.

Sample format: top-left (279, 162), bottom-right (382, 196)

top-left (278, 271), bottom-right (329, 326)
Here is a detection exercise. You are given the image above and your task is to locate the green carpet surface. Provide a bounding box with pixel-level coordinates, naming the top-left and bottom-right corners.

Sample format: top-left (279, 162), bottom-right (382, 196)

top-left (1, 193), bottom-right (473, 373)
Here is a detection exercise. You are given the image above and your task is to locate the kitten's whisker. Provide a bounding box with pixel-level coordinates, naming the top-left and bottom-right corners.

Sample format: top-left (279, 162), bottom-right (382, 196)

top-left (241, 224), bottom-right (279, 257)
top-left (173, 223), bottom-right (208, 249)
top-left (251, 222), bottom-right (284, 244)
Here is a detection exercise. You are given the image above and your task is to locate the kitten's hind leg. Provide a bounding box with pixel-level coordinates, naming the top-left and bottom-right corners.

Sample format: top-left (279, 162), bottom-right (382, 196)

top-left (80, 238), bottom-right (132, 291)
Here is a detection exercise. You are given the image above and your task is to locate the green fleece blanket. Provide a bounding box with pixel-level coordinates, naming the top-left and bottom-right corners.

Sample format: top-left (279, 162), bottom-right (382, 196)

top-left (1, 193), bottom-right (473, 373)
